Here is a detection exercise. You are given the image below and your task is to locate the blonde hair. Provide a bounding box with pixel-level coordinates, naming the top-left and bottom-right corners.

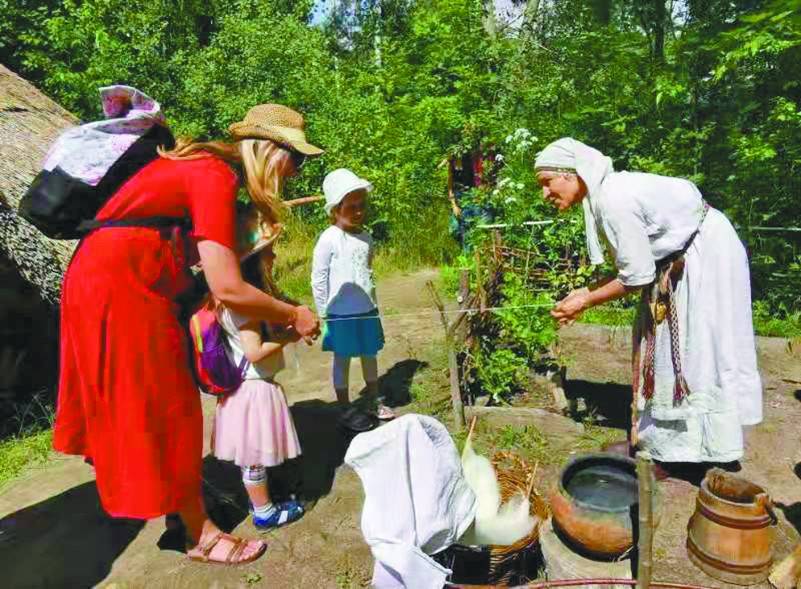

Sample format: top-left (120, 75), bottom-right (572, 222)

top-left (159, 137), bottom-right (293, 226)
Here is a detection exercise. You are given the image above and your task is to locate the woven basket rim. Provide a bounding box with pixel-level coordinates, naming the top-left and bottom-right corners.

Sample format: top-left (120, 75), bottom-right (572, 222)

top-left (454, 451), bottom-right (551, 555)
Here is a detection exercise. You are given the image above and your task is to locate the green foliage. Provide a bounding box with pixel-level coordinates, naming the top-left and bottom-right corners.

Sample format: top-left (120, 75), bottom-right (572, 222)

top-left (2, 0), bottom-right (799, 314)
top-left (474, 348), bottom-right (528, 403)
top-left (495, 274), bottom-right (556, 358)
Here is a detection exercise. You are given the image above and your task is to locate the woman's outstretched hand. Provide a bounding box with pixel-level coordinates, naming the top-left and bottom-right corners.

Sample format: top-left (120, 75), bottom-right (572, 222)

top-left (551, 287), bottom-right (590, 327)
top-left (292, 305), bottom-right (320, 340)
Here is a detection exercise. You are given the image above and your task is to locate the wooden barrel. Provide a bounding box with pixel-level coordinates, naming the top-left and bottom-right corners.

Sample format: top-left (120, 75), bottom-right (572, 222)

top-left (687, 469), bottom-right (777, 586)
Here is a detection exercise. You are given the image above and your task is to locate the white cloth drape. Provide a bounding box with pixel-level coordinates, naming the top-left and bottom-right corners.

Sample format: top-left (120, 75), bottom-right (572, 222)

top-left (345, 414), bottom-right (477, 588)
top-left (43, 86), bottom-right (165, 186)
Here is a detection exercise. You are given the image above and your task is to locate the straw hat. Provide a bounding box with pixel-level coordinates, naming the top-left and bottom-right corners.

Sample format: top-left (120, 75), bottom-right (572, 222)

top-left (228, 104), bottom-right (323, 156)
top-left (240, 223), bottom-right (284, 262)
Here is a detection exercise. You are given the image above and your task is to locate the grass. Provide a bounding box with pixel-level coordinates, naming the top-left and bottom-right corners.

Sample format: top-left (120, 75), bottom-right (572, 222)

top-left (579, 301), bottom-right (801, 338)
top-left (752, 310), bottom-right (801, 339)
top-left (0, 391), bottom-right (55, 489)
top-left (580, 306), bottom-right (635, 327)
top-left (273, 207), bottom-right (458, 306)
top-left (405, 340), bottom-right (453, 421)
top-left (0, 429), bottom-right (52, 489)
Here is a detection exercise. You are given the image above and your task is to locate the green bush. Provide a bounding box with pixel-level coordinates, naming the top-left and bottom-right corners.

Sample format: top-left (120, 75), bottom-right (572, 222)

top-left (474, 348), bottom-right (529, 404)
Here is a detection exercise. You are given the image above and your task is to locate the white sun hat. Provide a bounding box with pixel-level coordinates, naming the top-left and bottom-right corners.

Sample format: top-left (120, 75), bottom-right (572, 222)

top-left (323, 168), bottom-right (373, 214)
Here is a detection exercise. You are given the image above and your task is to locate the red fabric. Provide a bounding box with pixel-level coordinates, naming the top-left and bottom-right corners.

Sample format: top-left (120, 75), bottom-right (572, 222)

top-left (53, 155), bottom-right (238, 519)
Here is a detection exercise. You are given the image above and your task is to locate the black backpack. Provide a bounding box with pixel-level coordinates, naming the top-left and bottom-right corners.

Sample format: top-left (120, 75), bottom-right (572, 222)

top-left (19, 123), bottom-right (177, 239)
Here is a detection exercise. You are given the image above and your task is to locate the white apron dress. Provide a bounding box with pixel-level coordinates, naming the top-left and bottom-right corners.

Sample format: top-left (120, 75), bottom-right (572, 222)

top-left (593, 171), bottom-right (762, 463)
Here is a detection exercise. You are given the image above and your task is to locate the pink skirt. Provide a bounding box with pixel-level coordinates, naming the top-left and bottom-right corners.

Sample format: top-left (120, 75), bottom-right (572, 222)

top-left (212, 380), bottom-right (301, 467)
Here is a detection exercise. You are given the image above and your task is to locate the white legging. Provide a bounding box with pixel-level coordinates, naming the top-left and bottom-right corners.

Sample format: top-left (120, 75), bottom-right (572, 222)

top-left (242, 465), bottom-right (267, 486)
top-left (333, 355), bottom-right (381, 400)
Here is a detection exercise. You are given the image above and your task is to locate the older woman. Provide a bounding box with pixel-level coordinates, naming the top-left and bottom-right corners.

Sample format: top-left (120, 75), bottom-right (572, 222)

top-left (535, 138), bottom-right (762, 471)
top-left (54, 104), bottom-right (321, 565)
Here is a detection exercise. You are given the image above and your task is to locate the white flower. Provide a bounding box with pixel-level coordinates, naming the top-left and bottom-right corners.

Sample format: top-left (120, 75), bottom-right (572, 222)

top-left (495, 153), bottom-right (505, 162)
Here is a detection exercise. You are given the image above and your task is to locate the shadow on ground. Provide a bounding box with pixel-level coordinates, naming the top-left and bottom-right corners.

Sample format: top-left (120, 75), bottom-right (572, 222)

top-left (196, 398), bottom-right (354, 537)
top-left (379, 359), bottom-right (428, 407)
top-left (0, 482), bottom-right (145, 588)
top-left (290, 399), bottom-right (352, 503)
top-left (352, 359), bottom-right (428, 410)
top-left (565, 378), bottom-right (631, 429)
top-left (775, 461), bottom-right (801, 535)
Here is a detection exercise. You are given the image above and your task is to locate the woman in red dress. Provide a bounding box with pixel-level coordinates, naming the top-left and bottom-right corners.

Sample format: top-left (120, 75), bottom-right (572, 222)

top-left (53, 104), bottom-right (321, 565)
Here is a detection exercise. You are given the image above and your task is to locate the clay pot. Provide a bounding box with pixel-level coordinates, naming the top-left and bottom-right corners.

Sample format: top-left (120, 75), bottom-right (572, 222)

top-left (550, 453), bottom-right (657, 558)
top-left (687, 468), bottom-right (777, 586)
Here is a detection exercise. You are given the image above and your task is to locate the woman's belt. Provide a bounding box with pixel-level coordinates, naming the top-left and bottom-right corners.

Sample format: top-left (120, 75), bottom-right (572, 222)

top-left (634, 201), bottom-right (711, 407)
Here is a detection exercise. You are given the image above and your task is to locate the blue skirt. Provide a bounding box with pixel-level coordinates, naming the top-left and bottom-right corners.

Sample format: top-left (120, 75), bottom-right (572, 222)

top-left (323, 309), bottom-right (385, 357)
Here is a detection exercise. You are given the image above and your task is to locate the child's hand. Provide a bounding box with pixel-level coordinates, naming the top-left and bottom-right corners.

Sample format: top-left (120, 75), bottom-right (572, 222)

top-left (275, 327), bottom-right (303, 345)
top-left (292, 305), bottom-right (320, 339)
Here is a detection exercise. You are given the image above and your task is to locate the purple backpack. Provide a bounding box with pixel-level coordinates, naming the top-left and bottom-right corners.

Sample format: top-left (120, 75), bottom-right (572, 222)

top-left (189, 305), bottom-right (248, 396)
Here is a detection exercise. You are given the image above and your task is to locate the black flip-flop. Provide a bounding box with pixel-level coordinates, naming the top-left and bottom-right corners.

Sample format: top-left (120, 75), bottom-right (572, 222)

top-left (338, 407), bottom-right (377, 433)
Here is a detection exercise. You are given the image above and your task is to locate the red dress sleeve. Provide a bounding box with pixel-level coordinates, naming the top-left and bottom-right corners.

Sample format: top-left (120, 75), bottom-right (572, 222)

top-left (185, 157), bottom-right (238, 250)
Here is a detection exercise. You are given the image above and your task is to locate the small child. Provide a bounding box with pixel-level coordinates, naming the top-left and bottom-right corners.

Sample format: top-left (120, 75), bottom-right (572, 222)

top-left (311, 169), bottom-right (395, 421)
top-left (212, 211), bottom-right (305, 529)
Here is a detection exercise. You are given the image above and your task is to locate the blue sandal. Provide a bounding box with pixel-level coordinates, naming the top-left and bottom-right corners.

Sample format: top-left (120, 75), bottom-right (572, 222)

top-left (253, 500), bottom-right (305, 530)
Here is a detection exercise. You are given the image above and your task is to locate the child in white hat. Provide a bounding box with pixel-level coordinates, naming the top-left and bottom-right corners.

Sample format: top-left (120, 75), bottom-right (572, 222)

top-left (311, 169), bottom-right (395, 421)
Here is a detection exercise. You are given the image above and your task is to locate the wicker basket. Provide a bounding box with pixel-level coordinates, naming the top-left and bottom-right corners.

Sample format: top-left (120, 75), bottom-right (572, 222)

top-left (435, 451), bottom-right (551, 586)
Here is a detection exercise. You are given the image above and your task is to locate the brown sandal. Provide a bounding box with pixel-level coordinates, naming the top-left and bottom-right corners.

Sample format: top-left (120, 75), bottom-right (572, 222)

top-left (187, 531), bottom-right (267, 565)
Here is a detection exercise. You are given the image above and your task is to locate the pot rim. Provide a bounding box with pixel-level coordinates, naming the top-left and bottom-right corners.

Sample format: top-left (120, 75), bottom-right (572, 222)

top-left (558, 452), bottom-right (639, 514)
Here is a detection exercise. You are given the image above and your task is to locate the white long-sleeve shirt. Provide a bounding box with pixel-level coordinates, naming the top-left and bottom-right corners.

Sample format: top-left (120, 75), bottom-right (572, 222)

top-left (311, 225), bottom-right (377, 317)
top-left (593, 171), bottom-right (706, 287)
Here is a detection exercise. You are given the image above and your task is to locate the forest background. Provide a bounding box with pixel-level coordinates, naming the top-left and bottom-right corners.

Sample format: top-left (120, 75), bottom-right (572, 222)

top-left (2, 0), bottom-right (800, 330)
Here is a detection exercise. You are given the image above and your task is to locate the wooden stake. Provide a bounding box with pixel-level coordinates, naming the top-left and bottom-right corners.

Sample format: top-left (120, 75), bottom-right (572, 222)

top-left (466, 415), bottom-right (478, 444)
top-left (425, 280), bottom-right (466, 430)
top-left (448, 346), bottom-right (466, 429)
top-left (475, 249), bottom-right (486, 313)
top-left (636, 451), bottom-right (654, 589)
top-left (459, 269), bottom-right (469, 303)
top-left (769, 543), bottom-right (801, 589)
top-left (283, 195), bottom-right (324, 208)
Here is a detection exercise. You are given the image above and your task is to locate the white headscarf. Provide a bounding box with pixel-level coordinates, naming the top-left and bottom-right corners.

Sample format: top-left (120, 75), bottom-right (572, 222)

top-left (534, 137), bottom-right (613, 265)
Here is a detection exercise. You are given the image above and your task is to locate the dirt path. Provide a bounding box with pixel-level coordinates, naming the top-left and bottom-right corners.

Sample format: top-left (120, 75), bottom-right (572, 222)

top-left (2, 271), bottom-right (800, 589)
top-left (0, 269), bottom-right (446, 589)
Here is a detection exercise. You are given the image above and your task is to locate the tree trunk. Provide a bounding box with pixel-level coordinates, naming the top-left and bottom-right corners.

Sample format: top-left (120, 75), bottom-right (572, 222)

top-left (482, 0), bottom-right (496, 38)
top-left (653, 0), bottom-right (666, 62)
top-left (520, 0), bottom-right (541, 44)
top-left (373, 1), bottom-right (382, 69)
top-left (592, 0), bottom-right (612, 25)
